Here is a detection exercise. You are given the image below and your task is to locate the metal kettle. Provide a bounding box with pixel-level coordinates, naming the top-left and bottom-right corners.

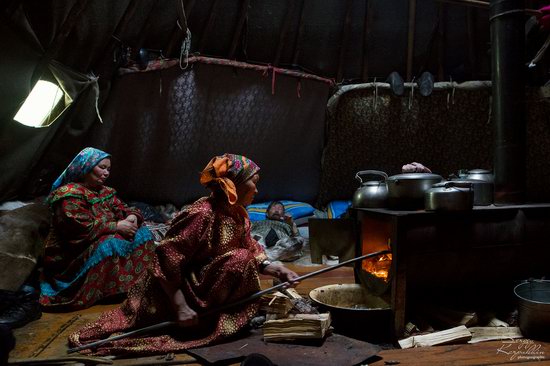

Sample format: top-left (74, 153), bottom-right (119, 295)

top-left (352, 170), bottom-right (389, 208)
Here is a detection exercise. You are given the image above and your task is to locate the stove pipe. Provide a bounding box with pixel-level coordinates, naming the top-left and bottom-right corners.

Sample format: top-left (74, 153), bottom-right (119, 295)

top-left (490, 0), bottom-right (526, 204)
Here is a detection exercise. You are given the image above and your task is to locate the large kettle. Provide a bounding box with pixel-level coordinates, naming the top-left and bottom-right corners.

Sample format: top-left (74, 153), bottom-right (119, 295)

top-left (352, 170), bottom-right (388, 208)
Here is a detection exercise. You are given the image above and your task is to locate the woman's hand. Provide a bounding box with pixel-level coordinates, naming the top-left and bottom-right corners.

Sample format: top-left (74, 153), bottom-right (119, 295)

top-left (116, 219), bottom-right (138, 239)
top-left (402, 162), bottom-right (432, 173)
top-left (263, 264), bottom-right (300, 288)
top-left (176, 304), bottom-right (199, 327)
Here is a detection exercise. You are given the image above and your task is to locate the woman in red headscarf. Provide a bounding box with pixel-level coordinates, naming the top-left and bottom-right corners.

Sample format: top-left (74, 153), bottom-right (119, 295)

top-left (69, 154), bottom-right (298, 355)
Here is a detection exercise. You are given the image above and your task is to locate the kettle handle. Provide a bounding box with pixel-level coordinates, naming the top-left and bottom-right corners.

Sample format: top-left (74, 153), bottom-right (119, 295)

top-left (355, 170), bottom-right (388, 184)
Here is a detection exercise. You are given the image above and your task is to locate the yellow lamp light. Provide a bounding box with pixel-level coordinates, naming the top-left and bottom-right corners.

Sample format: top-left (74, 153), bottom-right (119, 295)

top-left (14, 80), bottom-right (64, 127)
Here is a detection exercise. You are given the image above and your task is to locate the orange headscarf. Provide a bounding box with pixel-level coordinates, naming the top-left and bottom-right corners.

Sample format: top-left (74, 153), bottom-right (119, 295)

top-left (200, 154), bottom-right (260, 204)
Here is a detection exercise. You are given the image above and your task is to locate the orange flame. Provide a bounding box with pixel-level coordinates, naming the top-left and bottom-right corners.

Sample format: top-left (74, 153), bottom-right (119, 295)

top-left (362, 237), bottom-right (392, 282)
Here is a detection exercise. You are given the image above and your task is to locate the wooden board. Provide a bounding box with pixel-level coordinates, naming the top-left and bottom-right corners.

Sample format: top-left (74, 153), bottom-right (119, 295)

top-left (370, 339), bottom-right (550, 365)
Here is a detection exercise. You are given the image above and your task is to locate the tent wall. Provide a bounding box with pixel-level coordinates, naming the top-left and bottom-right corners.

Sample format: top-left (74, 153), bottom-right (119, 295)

top-left (84, 63), bottom-right (330, 205)
top-left (317, 83), bottom-right (550, 206)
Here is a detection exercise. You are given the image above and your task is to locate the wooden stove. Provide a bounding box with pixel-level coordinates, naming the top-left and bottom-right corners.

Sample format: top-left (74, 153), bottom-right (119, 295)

top-left (352, 204), bottom-right (550, 338)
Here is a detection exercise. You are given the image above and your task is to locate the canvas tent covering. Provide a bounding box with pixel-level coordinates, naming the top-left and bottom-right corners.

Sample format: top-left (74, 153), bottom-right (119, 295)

top-left (0, 0), bottom-right (549, 205)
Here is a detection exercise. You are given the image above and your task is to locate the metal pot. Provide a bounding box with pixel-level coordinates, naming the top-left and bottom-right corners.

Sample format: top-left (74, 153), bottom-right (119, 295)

top-left (386, 173), bottom-right (443, 209)
top-left (425, 181), bottom-right (474, 211)
top-left (514, 280), bottom-right (550, 341)
top-left (352, 170), bottom-right (388, 208)
top-left (309, 284), bottom-right (392, 342)
top-left (449, 178), bottom-right (493, 206)
top-left (458, 169), bottom-right (494, 183)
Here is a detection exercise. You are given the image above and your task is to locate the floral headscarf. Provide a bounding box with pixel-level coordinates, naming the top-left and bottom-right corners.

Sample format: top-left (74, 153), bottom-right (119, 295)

top-left (200, 154), bottom-right (260, 205)
top-left (50, 147), bottom-right (111, 192)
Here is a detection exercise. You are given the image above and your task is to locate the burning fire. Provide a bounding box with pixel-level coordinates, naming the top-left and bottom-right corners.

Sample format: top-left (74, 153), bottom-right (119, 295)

top-left (362, 239), bottom-right (392, 281)
top-left (362, 253), bottom-right (392, 280)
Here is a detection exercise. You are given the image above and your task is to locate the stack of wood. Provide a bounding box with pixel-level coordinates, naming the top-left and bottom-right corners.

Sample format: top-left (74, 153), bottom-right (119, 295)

top-left (261, 288), bottom-right (331, 342)
top-left (400, 307), bottom-right (524, 349)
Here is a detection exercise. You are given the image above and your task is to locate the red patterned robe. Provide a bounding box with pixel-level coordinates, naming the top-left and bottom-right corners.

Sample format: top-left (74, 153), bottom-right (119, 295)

top-left (39, 183), bottom-right (156, 310)
top-left (69, 196), bottom-right (268, 355)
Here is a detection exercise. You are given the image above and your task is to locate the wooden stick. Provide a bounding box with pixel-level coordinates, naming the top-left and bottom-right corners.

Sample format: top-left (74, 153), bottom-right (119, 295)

top-left (291, 0), bottom-right (307, 66)
top-left (337, 0), bottom-right (354, 82)
top-left (199, 0), bottom-right (220, 53)
top-left (67, 250), bottom-right (390, 354)
top-left (9, 356), bottom-right (113, 365)
top-left (406, 0), bottom-right (417, 81)
top-left (274, 0), bottom-right (297, 67)
top-left (228, 0), bottom-right (250, 59)
top-left (361, 0), bottom-right (373, 82)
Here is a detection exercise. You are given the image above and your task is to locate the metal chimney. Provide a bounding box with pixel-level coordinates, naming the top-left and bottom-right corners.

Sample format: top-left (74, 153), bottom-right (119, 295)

top-left (490, 0), bottom-right (526, 204)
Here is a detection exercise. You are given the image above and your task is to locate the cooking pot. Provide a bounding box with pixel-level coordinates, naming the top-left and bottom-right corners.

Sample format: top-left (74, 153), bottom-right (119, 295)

top-left (449, 178), bottom-right (493, 206)
top-left (352, 170), bottom-right (388, 208)
top-left (386, 173), bottom-right (443, 209)
top-left (514, 280), bottom-right (550, 341)
top-left (425, 181), bottom-right (474, 211)
top-left (458, 169), bottom-right (494, 183)
top-left (309, 284), bottom-right (392, 342)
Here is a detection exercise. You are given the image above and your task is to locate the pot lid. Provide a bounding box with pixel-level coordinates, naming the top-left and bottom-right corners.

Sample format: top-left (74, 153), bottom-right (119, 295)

top-left (362, 180), bottom-right (386, 186)
top-left (387, 173), bottom-right (443, 181)
top-left (461, 169), bottom-right (492, 174)
top-left (450, 178), bottom-right (493, 185)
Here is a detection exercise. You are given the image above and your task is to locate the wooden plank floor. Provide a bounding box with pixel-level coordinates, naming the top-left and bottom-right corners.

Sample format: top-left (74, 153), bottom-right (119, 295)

top-left (10, 264), bottom-right (550, 365)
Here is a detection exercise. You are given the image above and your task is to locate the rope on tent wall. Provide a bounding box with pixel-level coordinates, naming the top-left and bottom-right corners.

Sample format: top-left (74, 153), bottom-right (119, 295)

top-left (179, 28), bottom-right (192, 70)
top-left (408, 76), bottom-right (415, 110)
top-left (374, 78), bottom-right (378, 111)
top-left (446, 78), bottom-right (456, 109)
top-left (178, 0), bottom-right (192, 70)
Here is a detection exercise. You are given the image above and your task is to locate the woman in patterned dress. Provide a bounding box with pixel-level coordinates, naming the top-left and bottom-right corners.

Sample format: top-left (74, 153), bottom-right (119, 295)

top-left (39, 147), bottom-right (156, 310)
top-left (68, 153), bottom-right (299, 355)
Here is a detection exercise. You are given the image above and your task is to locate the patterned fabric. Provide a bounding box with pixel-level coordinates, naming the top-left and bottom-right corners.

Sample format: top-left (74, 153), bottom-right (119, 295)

top-left (50, 147), bottom-right (111, 193)
top-left (69, 196), bottom-right (268, 356)
top-left (200, 154), bottom-right (260, 205)
top-left (251, 219), bottom-right (293, 242)
top-left (317, 84), bottom-right (494, 206)
top-left (40, 182), bottom-right (156, 310)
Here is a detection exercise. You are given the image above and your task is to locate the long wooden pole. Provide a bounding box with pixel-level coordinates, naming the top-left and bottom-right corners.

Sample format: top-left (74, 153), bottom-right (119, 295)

top-left (406, 0), bottom-right (417, 81)
top-left (67, 249), bottom-right (390, 354)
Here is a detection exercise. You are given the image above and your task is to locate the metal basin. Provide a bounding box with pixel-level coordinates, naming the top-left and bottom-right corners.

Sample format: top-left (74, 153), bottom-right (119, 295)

top-left (514, 280), bottom-right (550, 341)
top-left (309, 284), bottom-right (392, 342)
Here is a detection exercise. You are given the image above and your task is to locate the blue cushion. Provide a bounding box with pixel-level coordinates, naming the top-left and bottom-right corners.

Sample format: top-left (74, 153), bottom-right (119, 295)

top-left (326, 200), bottom-right (352, 219)
top-left (247, 200), bottom-right (316, 222)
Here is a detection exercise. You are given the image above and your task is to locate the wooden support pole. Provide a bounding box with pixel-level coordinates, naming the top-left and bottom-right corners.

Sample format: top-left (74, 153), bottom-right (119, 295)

top-left (406, 0), bottom-right (417, 81)
top-left (437, 3), bottom-right (446, 81)
top-left (337, 0), bottom-right (354, 82)
top-left (466, 7), bottom-right (477, 79)
top-left (134, 0), bottom-right (162, 53)
top-left (274, 0), bottom-right (297, 67)
top-left (199, 0), bottom-right (220, 54)
top-left (291, 0), bottom-right (307, 66)
top-left (228, 0), bottom-right (250, 59)
top-left (361, 0), bottom-right (373, 82)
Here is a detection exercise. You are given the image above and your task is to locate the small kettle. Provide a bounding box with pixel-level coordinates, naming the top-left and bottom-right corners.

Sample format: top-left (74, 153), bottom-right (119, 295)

top-left (352, 170), bottom-right (389, 208)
